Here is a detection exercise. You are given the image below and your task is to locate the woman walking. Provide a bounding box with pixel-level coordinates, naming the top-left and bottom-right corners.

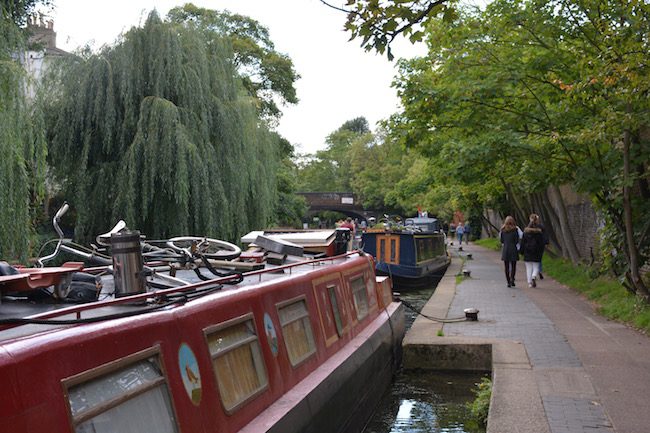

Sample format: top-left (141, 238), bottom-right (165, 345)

top-left (520, 214), bottom-right (546, 287)
top-left (456, 223), bottom-right (465, 246)
top-left (499, 216), bottom-right (520, 287)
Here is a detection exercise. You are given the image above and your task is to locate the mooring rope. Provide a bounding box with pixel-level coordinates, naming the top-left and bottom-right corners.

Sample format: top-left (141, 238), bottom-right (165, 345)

top-left (397, 298), bottom-right (469, 323)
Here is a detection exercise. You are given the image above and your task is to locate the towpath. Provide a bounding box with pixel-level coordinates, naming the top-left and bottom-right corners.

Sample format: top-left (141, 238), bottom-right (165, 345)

top-left (438, 243), bottom-right (650, 433)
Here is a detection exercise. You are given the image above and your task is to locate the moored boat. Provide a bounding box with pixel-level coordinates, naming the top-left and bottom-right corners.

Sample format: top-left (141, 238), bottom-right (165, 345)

top-left (240, 228), bottom-right (351, 258)
top-left (361, 217), bottom-right (450, 287)
top-left (0, 217), bottom-right (404, 433)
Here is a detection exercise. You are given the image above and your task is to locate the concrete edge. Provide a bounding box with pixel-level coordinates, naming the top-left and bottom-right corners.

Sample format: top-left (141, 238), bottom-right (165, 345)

top-left (401, 255), bottom-right (551, 433)
top-left (403, 256), bottom-right (462, 343)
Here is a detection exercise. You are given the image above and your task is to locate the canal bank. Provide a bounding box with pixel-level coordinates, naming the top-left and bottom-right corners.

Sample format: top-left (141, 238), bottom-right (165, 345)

top-left (402, 243), bottom-right (650, 433)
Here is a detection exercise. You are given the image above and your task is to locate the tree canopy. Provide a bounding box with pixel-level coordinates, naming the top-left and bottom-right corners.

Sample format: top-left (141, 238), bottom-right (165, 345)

top-left (305, 0), bottom-right (650, 300)
top-left (386, 0), bottom-right (650, 298)
top-left (0, 1), bottom-right (48, 260)
top-left (43, 11), bottom-right (281, 242)
top-left (295, 117), bottom-right (431, 217)
top-left (321, 0), bottom-right (453, 59)
top-left (167, 3), bottom-right (299, 124)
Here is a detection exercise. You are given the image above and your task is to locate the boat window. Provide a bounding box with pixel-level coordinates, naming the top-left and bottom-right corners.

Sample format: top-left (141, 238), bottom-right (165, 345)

top-left (364, 274), bottom-right (378, 308)
top-left (206, 316), bottom-right (268, 412)
top-left (278, 298), bottom-right (316, 366)
top-left (328, 285), bottom-right (344, 336)
top-left (379, 239), bottom-right (386, 262)
top-left (415, 236), bottom-right (444, 263)
top-left (390, 239), bottom-right (397, 262)
top-left (65, 351), bottom-right (177, 433)
top-left (350, 276), bottom-right (369, 320)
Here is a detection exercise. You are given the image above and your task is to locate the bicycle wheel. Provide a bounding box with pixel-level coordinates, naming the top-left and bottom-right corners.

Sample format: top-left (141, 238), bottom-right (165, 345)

top-left (167, 237), bottom-right (242, 261)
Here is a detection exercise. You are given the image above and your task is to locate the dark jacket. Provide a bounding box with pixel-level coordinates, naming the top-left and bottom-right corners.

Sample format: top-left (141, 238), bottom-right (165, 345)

top-left (500, 228), bottom-right (520, 262)
top-left (520, 226), bottom-right (545, 262)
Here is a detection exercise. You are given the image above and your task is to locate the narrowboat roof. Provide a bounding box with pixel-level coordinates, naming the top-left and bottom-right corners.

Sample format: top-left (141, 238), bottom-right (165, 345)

top-left (0, 252), bottom-right (367, 344)
top-left (364, 217), bottom-right (442, 234)
top-left (241, 229), bottom-right (338, 247)
top-left (404, 217), bottom-right (439, 225)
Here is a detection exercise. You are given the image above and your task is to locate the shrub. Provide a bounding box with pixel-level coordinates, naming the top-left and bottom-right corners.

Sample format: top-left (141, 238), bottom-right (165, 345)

top-left (468, 376), bottom-right (492, 427)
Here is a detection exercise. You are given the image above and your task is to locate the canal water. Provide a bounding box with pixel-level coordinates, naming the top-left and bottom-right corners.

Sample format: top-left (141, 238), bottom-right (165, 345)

top-left (363, 277), bottom-right (487, 433)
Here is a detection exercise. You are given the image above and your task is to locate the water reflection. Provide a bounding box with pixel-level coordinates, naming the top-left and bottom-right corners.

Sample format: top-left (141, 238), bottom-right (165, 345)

top-left (392, 276), bottom-right (441, 331)
top-left (365, 275), bottom-right (485, 433)
top-left (363, 371), bottom-right (486, 433)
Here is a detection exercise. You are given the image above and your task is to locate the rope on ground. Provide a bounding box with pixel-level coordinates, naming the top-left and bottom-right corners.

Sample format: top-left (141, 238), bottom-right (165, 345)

top-left (397, 298), bottom-right (468, 323)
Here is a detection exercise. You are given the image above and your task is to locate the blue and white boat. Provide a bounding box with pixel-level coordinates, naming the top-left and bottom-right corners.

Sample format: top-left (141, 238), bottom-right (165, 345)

top-left (361, 217), bottom-right (450, 287)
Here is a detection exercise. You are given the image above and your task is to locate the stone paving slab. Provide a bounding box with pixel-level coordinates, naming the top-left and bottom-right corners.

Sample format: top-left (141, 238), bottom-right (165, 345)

top-left (440, 243), bottom-right (650, 433)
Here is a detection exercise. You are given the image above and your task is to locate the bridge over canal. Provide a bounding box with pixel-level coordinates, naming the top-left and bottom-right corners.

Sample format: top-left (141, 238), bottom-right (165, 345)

top-left (296, 192), bottom-right (387, 222)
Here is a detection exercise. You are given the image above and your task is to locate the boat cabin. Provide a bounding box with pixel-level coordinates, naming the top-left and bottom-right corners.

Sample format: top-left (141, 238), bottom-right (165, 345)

top-left (0, 252), bottom-right (403, 433)
top-left (362, 217), bottom-right (449, 286)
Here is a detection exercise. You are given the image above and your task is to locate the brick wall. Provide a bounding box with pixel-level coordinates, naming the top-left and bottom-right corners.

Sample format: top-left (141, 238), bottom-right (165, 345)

top-left (563, 199), bottom-right (600, 261)
top-left (483, 185), bottom-right (600, 261)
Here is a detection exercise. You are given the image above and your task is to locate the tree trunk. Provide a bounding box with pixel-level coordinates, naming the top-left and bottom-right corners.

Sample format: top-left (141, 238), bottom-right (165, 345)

top-left (504, 182), bottom-right (528, 227)
top-left (623, 127), bottom-right (650, 300)
top-left (540, 190), bottom-right (565, 255)
top-left (532, 192), bottom-right (562, 254)
top-left (548, 185), bottom-right (582, 263)
top-left (481, 212), bottom-right (500, 237)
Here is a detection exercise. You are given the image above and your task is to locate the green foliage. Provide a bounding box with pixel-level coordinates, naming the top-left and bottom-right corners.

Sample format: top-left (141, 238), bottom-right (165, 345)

top-left (339, 117), bottom-right (370, 134)
top-left (348, 130), bottom-right (415, 212)
top-left (275, 137), bottom-right (308, 227)
top-left (1, 1), bottom-right (53, 27)
top-left (167, 3), bottom-right (299, 124)
top-left (44, 12), bottom-right (280, 242)
top-left (296, 117), bottom-right (374, 193)
top-left (467, 376), bottom-right (491, 427)
top-left (386, 0), bottom-right (650, 298)
top-left (296, 117), bottom-right (438, 217)
top-left (327, 0), bottom-right (453, 60)
top-left (543, 255), bottom-right (650, 334)
top-left (474, 237), bottom-right (499, 251)
top-left (0, 4), bottom-right (48, 261)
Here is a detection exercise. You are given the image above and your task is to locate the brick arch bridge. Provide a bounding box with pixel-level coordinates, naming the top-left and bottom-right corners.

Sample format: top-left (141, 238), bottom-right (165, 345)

top-left (296, 192), bottom-right (386, 222)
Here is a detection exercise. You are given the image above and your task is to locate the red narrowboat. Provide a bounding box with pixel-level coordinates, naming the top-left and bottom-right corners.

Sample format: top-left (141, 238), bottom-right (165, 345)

top-left (0, 251), bottom-right (404, 433)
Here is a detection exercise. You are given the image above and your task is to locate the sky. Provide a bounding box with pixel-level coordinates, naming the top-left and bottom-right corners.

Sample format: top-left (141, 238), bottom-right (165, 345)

top-left (48, 0), bottom-right (428, 154)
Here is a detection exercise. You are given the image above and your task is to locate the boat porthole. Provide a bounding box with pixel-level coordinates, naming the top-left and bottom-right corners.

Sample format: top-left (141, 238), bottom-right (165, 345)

top-left (264, 313), bottom-right (279, 357)
top-left (178, 343), bottom-right (202, 405)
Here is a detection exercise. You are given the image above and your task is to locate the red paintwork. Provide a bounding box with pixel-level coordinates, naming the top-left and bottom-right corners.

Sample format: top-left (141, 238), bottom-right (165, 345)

top-left (0, 253), bottom-right (395, 433)
top-left (0, 262), bottom-right (83, 293)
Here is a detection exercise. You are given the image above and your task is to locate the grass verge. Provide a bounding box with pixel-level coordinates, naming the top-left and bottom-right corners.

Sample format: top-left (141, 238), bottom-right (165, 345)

top-left (474, 237), bottom-right (650, 334)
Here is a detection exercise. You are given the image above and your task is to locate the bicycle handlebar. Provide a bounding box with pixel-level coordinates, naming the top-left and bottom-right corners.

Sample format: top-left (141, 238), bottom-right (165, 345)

top-left (53, 202), bottom-right (69, 239)
top-left (54, 202), bottom-right (69, 220)
top-left (38, 203), bottom-right (241, 270)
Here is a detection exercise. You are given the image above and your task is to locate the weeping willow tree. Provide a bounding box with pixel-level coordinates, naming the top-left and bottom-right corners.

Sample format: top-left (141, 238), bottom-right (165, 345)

top-left (0, 3), bottom-right (47, 260)
top-left (45, 12), bottom-right (279, 242)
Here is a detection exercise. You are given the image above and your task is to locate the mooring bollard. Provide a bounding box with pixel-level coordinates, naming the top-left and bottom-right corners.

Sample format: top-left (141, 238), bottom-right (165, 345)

top-left (464, 307), bottom-right (479, 321)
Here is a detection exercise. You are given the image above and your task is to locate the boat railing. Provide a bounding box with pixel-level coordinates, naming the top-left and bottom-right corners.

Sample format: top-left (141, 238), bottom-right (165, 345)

top-left (0, 251), bottom-right (363, 331)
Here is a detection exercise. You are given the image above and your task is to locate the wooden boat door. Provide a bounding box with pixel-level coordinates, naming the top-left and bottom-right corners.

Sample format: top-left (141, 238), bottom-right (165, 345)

top-left (376, 234), bottom-right (400, 264)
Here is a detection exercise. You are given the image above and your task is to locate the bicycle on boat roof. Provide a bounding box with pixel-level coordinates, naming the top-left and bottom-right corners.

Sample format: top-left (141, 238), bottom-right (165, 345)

top-left (27, 202), bottom-right (244, 300)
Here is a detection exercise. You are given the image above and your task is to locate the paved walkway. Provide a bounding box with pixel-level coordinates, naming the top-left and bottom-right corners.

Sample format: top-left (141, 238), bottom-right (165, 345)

top-left (443, 243), bottom-right (650, 433)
